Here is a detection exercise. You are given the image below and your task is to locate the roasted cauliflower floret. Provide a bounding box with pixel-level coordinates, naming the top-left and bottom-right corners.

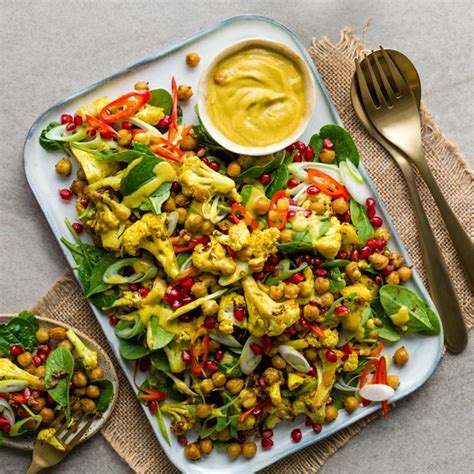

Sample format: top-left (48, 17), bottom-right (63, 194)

top-left (340, 223), bottom-right (360, 251)
top-left (342, 351), bottom-right (359, 372)
top-left (160, 402), bottom-right (197, 435)
top-left (313, 216), bottom-right (342, 259)
top-left (264, 398), bottom-right (294, 429)
top-left (0, 358), bottom-right (45, 390)
top-left (134, 104), bottom-right (164, 125)
top-left (75, 96), bottom-right (110, 119)
top-left (122, 213), bottom-right (179, 280)
top-left (66, 330), bottom-right (98, 370)
top-left (217, 292), bottom-right (247, 334)
top-left (214, 221), bottom-right (250, 251)
top-left (70, 145), bottom-right (120, 184)
top-left (305, 328), bottom-right (339, 349)
top-left (242, 276), bottom-right (299, 337)
top-left (192, 237), bottom-right (236, 276)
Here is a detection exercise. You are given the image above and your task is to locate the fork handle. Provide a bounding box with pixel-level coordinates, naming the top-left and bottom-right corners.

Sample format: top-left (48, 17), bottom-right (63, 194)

top-left (414, 158), bottom-right (474, 288)
top-left (398, 157), bottom-right (468, 352)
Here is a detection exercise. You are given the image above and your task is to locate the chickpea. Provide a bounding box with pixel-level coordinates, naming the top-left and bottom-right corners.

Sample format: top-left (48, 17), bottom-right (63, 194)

top-left (268, 210), bottom-right (280, 223)
top-left (303, 303), bottom-right (320, 321)
top-left (39, 407), bottom-right (55, 424)
top-left (193, 186), bottom-right (211, 202)
top-left (196, 403), bottom-right (212, 419)
top-left (315, 277), bottom-right (330, 295)
top-left (280, 229), bottom-right (293, 243)
top-left (320, 292), bottom-right (334, 307)
top-left (263, 367), bottom-right (280, 385)
top-left (134, 81), bottom-right (149, 90)
top-left (35, 365), bottom-right (46, 378)
top-left (185, 214), bottom-right (203, 233)
top-left (394, 346), bottom-right (409, 366)
top-left (217, 427), bottom-right (232, 441)
top-left (345, 262), bottom-right (362, 282)
top-left (275, 334), bottom-right (290, 345)
top-left (319, 149), bottom-right (336, 164)
top-left (199, 438), bottom-right (213, 454)
top-left (271, 354), bottom-right (287, 369)
top-left (25, 364), bottom-right (37, 375)
top-left (180, 135), bottom-right (198, 151)
top-left (240, 389), bottom-right (258, 409)
top-left (80, 398), bottom-right (96, 414)
top-left (175, 207), bottom-right (187, 224)
top-left (17, 352), bottom-right (33, 368)
top-left (237, 414), bottom-right (256, 431)
top-left (35, 327), bottom-right (50, 343)
top-left (162, 197), bottom-right (176, 212)
top-left (304, 347), bottom-right (318, 362)
top-left (184, 443), bottom-right (201, 461)
top-left (86, 385), bottom-right (101, 399)
top-left (284, 283), bottom-right (299, 299)
top-left (117, 129), bottom-right (132, 146)
top-left (332, 197), bottom-right (348, 215)
top-left (225, 378), bottom-right (244, 395)
top-left (389, 252), bottom-right (404, 269)
top-left (325, 405), bottom-right (339, 422)
top-left (70, 179), bottom-right (87, 195)
top-left (74, 388), bottom-right (87, 397)
top-left (202, 300), bottom-right (219, 317)
top-left (54, 157), bottom-right (72, 177)
top-left (398, 266), bottom-right (413, 282)
top-left (90, 367), bottom-right (104, 381)
top-left (71, 398), bottom-right (82, 412)
top-left (369, 253), bottom-right (389, 270)
top-left (186, 52), bottom-right (201, 67)
top-left (191, 281), bottom-right (208, 298)
top-left (201, 221), bottom-right (215, 236)
top-left (133, 131), bottom-right (151, 145)
top-left (276, 198), bottom-right (289, 213)
top-left (72, 371), bottom-right (88, 388)
top-left (227, 442), bottom-right (242, 459)
top-left (49, 326), bottom-right (66, 341)
top-left (211, 371), bottom-right (226, 387)
top-left (343, 396), bottom-right (359, 413)
top-left (387, 375), bottom-right (400, 389)
top-left (242, 441), bottom-right (257, 459)
top-left (254, 197), bottom-right (270, 216)
top-left (200, 379), bottom-right (215, 394)
top-left (177, 84), bottom-right (193, 102)
top-left (226, 161), bottom-right (241, 178)
top-left (385, 271), bottom-right (400, 285)
top-left (76, 167), bottom-right (86, 180)
top-left (57, 339), bottom-right (74, 351)
top-left (374, 227), bottom-right (390, 242)
top-left (31, 398), bottom-right (46, 413)
top-left (310, 200), bottom-right (326, 215)
top-left (268, 284), bottom-right (284, 300)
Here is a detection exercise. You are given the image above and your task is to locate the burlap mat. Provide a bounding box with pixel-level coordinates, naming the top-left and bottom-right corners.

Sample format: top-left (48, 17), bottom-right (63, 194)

top-left (26, 29), bottom-right (473, 473)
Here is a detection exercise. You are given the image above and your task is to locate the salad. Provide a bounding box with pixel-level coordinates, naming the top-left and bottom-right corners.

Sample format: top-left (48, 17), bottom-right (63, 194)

top-left (38, 75), bottom-right (440, 461)
top-left (0, 311), bottom-right (114, 448)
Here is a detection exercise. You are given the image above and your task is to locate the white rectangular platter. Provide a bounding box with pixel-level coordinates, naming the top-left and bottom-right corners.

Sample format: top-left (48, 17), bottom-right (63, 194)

top-left (23, 14), bottom-right (443, 474)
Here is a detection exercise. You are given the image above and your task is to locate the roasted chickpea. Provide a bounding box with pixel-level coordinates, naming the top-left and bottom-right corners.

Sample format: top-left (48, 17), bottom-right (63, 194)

top-left (385, 271), bottom-right (400, 285)
top-left (387, 375), bottom-right (400, 389)
top-left (186, 52), bottom-right (201, 67)
top-left (180, 135), bottom-right (198, 151)
top-left (242, 441), bottom-right (257, 459)
top-left (200, 378), bottom-right (215, 394)
top-left (240, 389), bottom-right (258, 409)
top-left (35, 365), bottom-right (46, 378)
top-left (17, 352), bottom-right (33, 368)
top-left (303, 303), bottom-right (320, 321)
top-left (133, 131), bottom-right (151, 145)
top-left (199, 438), bottom-right (213, 454)
top-left (72, 371), bottom-right (88, 388)
top-left (35, 327), bottom-right (50, 343)
top-left (80, 398), bottom-right (96, 414)
top-left (211, 371), bottom-right (226, 387)
top-left (304, 347), bottom-right (318, 362)
top-left (310, 200), bottom-right (326, 215)
top-left (117, 129), bottom-right (132, 146)
top-left (25, 364), bottom-right (37, 375)
top-left (86, 385), bottom-right (101, 399)
top-left (343, 396), bottom-right (359, 413)
top-left (374, 227), bottom-right (390, 242)
top-left (263, 367), bottom-right (280, 385)
top-left (320, 292), bottom-right (334, 307)
top-left (237, 414), bottom-right (256, 431)
top-left (226, 161), bottom-right (241, 178)
top-left (268, 284), bottom-right (284, 300)
top-left (175, 207), bottom-right (187, 224)
top-left (175, 193), bottom-right (190, 206)
top-left (71, 398), bottom-right (81, 412)
top-left (213, 69), bottom-right (228, 84)
top-left (280, 229), bottom-right (293, 243)
top-left (70, 179), bottom-right (87, 195)
top-left (74, 388), bottom-right (87, 397)
top-left (394, 346), bottom-right (409, 366)
top-left (184, 443), bottom-right (201, 461)
top-left (201, 221), bottom-right (215, 236)
top-left (397, 266), bottom-right (413, 282)
top-left (227, 442), bottom-right (242, 459)
top-left (55, 157), bottom-right (72, 177)
top-left (134, 81), bottom-right (149, 90)
top-left (162, 197), bottom-right (176, 212)
top-left (39, 407), bottom-right (55, 424)
top-left (332, 197), bottom-right (348, 215)
top-left (191, 281), bottom-right (208, 298)
top-left (254, 197), bottom-right (270, 216)
top-left (90, 367), bottom-right (104, 381)
top-left (31, 398), bottom-right (46, 413)
top-left (178, 84), bottom-right (193, 101)
top-left (271, 354), bottom-right (287, 369)
top-left (319, 149), bottom-right (336, 164)
top-left (369, 253), bottom-right (389, 270)
top-left (76, 167), bottom-right (87, 180)
top-left (389, 252), bottom-right (404, 269)
top-left (49, 326), bottom-right (66, 341)
top-left (284, 283), bottom-right (299, 299)
top-left (226, 378), bottom-right (244, 395)
top-left (185, 213), bottom-right (203, 233)
top-left (217, 427), bottom-right (232, 441)
top-left (325, 405), bottom-right (339, 422)
top-left (202, 300), bottom-right (219, 317)
top-left (314, 277), bottom-right (330, 295)
top-left (345, 262), bottom-right (362, 281)
top-left (57, 339), bottom-right (74, 351)
top-left (196, 403), bottom-right (212, 419)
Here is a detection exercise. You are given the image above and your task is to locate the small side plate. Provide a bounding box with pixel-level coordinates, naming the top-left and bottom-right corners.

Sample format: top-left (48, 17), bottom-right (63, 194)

top-left (0, 313), bottom-right (119, 451)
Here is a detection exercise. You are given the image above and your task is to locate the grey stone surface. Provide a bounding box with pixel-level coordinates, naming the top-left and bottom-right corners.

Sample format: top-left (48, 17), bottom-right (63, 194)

top-left (0, 0), bottom-right (472, 473)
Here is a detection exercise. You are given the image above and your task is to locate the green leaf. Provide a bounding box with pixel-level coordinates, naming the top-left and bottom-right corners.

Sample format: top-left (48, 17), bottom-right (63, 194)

top-left (150, 351), bottom-right (171, 372)
top-left (278, 229), bottom-right (314, 254)
top-left (114, 314), bottom-right (145, 340)
top-left (308, 133), bottom-right (324, 159)
top-left (6, 318), bottom-right (37, 350)
top-left (118, 338), bottom-right (150, 360)
top-left (85, 253), bottom-right (118, 297)
top-left (93, 379), bottom-right (115, 413)
top-left (350, 199), bottom-right (374, 244)
top-left (265, 150), bottom-right (296, 198)
top-left (149, 89), bottom-right (172, 115)
top-left (156, 403), bottom-right (171, 446)
top-left (89, 287), bottom-right (120, 309)
top-left (235, 152), bottom-right (285, 182)
top-left (328, 268), bottom-right (346, 292)
top-left (39, 121), bottom-right (63, 151)
top-left (139, 182), bottom-right (172, 214)
top-left (265, 259), bottom-right (308, 286)
top-left (146, 316), bottom-right (175, 350)
top-left (16, 311), bottom-right (39, 331)
top-left (146, 374), bottom-right (184, 401)
top-left (319, 125), bottom-right (359, 166)
top-left (320, 259), bottom-right (350, 269)
top-left (120, 154), bottom-right (164, 197)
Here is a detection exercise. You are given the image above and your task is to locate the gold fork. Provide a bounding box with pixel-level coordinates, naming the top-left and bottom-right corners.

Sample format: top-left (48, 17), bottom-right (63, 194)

top-left (355, 47), bottom-right (474, 288)
top-left (26, 410), bottom-right (95, 473)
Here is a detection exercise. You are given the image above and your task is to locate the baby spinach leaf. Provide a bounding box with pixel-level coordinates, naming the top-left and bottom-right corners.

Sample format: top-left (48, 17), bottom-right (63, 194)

top-left (278, 229), bottom-right (313, 254)
top-left (328, 268), bottom-right (346, 293)
top-left (139, 182), bottom-right (172, 214)
top-left (319, 125), bottom-right (359, 166)
top-left (93, 379), bottom-right (115, 413)
top-left (150, 351), bottom-right (171, 372)
top-left (320, 259), bottom-right (350, 269)
top-left (121, 154), bottom-right (164, 197)
top-left (39, 121), bottom-right (63, 152)
top-left (5, 318), bottom-right (37, 350)
top-left (147, 316), bottom-right (175, 350)
top-left (84, 253), bottom-right (118, 297)
top-left (370, 297), bottom-right (401, 341)
top-left (16, 311), bottom-right (39, 331)
top-left (265, 259), bottom-right (308, 286)
top-left (265, 150), bottom-right (297, 198)
top-left (149, 88), bottom-right (172, 115)
top-left (235, 152), bottom-right (285, 183)
top-left (350, 199), bottom-right (374, 244)
top-left (145, 374), bottom-right (184, 401)
top-left (308, 133), bottom-right (324, 159)
top-left (118, 338), bottom-right (150, 360)
top-left (89, 287), bottom-right (120, 309)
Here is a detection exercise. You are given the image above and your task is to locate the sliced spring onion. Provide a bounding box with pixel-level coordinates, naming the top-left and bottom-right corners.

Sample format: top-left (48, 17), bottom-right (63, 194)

top-left (278, 345), bottom-right (311, 373)
top-left (240, 335), bottom-right (263, 375)
top-left (166, 211), bottom-right (179, 235)
top-left (202, 196), bottom-right (228, 224)
top-left (45, 124), bottom-right (88, 142)
top-left (339, 160), bottom-right (372, 205)
top-left (359, 383), bottom-right (395, 402)
top-left (128, 117), bottom-right (162, 137)
top-left (0, 398), bottom-right (15, 426)
top-left (114, 313), bottom-right (145, 339)
top-left (178, 255), bottom-right (193, 273)
top-left (9, 415), bottom-right (42, 436)
top-left (163, 371), bottom-right (198, 397)
top-left (209, 330), bottom-right (243, 348)
top-left (288, 162), bottom-right (342, 183)
top-left (0, 379), bottom-right (29, 393)
top-left (72, 133), bottom-right (104, 149)
top-left (287, 181), bottom-right (307, 196)
top-left (103, 258), bottom-right (157, 285)
top-left (155, 404), bottom-right (171, 446)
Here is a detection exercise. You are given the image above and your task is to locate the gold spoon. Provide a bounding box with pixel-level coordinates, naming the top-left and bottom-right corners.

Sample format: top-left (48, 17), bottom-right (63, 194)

top-left (351, 50), bottom-right (467, 353)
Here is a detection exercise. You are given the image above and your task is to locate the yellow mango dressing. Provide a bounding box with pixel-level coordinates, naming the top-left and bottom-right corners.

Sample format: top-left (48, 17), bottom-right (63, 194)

top-left (206, 47), bottom-right (306, 147)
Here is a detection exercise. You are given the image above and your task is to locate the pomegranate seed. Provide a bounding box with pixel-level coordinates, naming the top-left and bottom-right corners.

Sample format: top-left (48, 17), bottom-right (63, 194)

top-left (262, 335), bottom-right (272, 354)
top-left (72, 222), bottom-right (83, 234)
top-left (360, 247), bottom-right (371, 260)
top-left (293, 153), bottom-right (303, 162)
top-left (42, 343), bottom-right (52, 355)
top-left (294, 256), bottom-right (305, 266)
top-left (313, 268), bottom-right (328, 278)
top-left (342, 353), bottom-right (349, 361)
top-left (261, 429), bottom-right (273, 439)
top-left (307, 185), bottom-right (320, 195)
top-left (290, 272), bottom-right (305, 284)
top-left (73, 114), bottom-right (83, 126)
top-left (382, 264), bottom-right (395, 277)
top-left (341, 343), bottom-right (352, 354)
top-left (179, 313), bottom-right (192, 323)
top-left (370, 216), bottom-right (383, 227)
top-left (289, 198), bottom-right (298, 206)
top-left (204, 316), bottom-right (217, 329)
top-left (10, 345), bottom-right (22, 357)
top-left (334, 305), bottom-right (349, 316)
top-left (234, 307), bottom-right (246, 321)
top-left (366, 198), bottom-right (376, 208)
top-left (60, 114), bottom-right (73, 124)
top-left (305, 417), bottom-right (313, 426)
top-left (323, 138), bottom-right (334, 150)
top-left (237, 434), bottom-right (246, 444)
top-left (139, 287), bottom-right (151, 298)
top-left (308, 366), bottom-right (317, 376)
top-left (158, 115), bottom-right (171, 128)
top-left (138, 357), bottom-right (150, 371)
top-left (304, 147), bottom-right (315, 162)
top-left (122, 120), bottom-right (133, 130)
top-left (263, 264), bottom-right (276, 273)
top-left (261, 438), bottom-right (274, 449)
top-left (325, 350), bottom-right (338, 362)
top-left (291, 428), bottom-right (302, 442)
top-left (304, 254), bottom-right (313, 263)
top-left (180, 277), bottom-right (194, 291)
top-left (109, 316), bottom-right (119, 327)
top-left (312, 257), bottom-right (323, 266)
top-left (298, 317), bottom-right (309, 328)
top-left (257, 377), bottom-right (267, 389)
top-left (148, 400), bottom-right (157, 413)
top-left (171, 300), bottom-right (182, 310)
top-left (171, 181), bottom-right (182, 193)
top-left (350, 249), bottom-right (359, 261)
top-left (32, 356), bottom-right (42, 367)
top-left (181, 295), bottom-right (193, 305)
top-left (312, 423), bottom-right (322, 434)
top-left (374, 248), bottom-right (384, 254)
top-left (59, 188), bottom-right (73, 200)
top-left (287, 178), bottom-right (300, 188)
top-left (254, 272), bottom-right (265, 281)
top-left (208, 161), bottom-right (220, 171)
top-left (196, 146), bottom-right (207, 157)
top-left (181, 351), bottom-right (191, 363)
top-left (129, 283), bottom-right (141, 291)
top-left (374, 275), bottom-right (382, 285)
top-left (250, 342), bottom-right (264, 355)
top-left (295, 141), bottom-right (306, 153)
top-left (30, 390), bottom-right (40, 399)
top-left (37, 351), bottom-right (47, 361)
top-left (286, 143), bottom-right (297, 152)
top-left (375, 239), bottom-right (386, 249)
top-left (367, 207), bottom-right (376, 219)
top-left (268, 255), bottom-right (281, 264)
top-left (259, 173), bottom-right (271, 185)
top-left (214, 350), bottom-right (224, 362)
top-left (205, 360), bottom-right (219, 373)
top-left (79, 198), bottom-right (89, 208)
top-left (65, 121), bottom-right (77, 132)
top-left (343, 211), bottom-right (351, 222)
top-left (337, 250), bottom-right (349, 259)
top-left (303, 210), bottom-right (312, 217)
top-left (365, 239), bottom-right (377, 249)
top-left (168, 288), bottom-right (181, 302)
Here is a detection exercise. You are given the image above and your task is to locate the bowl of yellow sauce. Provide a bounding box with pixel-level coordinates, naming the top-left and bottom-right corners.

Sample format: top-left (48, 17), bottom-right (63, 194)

top-left (198, 38), bottom-right (316, 156)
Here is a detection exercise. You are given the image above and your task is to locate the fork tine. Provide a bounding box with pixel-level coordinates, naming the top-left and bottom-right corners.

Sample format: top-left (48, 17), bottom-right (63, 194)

top-left (365, 54), bottom-right (389, 108)
top-left (65, 415), bottom-right (95, 450)
top-left (51, 410), bottom-right (66, 427)
top-left (379, 46), bottom-right (410, 94)
top-left (372, 52), bottom-right (397, 104)
top-left (355, 58), bottom-right (377, 111)
top-left (59, 412), bottom-right (88, 442)
top-left (55, 411), bottom-right (81, 438)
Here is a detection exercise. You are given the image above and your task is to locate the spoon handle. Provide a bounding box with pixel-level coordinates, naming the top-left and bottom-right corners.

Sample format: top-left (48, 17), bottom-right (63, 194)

top-left (397, 157), bottom-right (468, 352)
top-left (413, 157), bottom-right (474, 288)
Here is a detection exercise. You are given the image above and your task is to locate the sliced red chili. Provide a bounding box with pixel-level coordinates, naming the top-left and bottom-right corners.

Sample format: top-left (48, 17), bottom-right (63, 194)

top-left (191, 326), bottom-right (210, 377)
top-left (308, 169), bottom-right (350, 200)
top-left (359, 358), bottom-right (379, 389)
top-left (377, 356), bottom-right (389, 416)
top-left (230, 203), bottom-right (260, 230)
top-left (85, 114), bottom-right (119, 138)
top-left (132, 360), bottom-right (166, 401)
top-left (150, 144), bottom-right (182, 162)
top-left (369, 341), bottom-right (384, 356)
top-left (168, 77), bottom-right (179, 142)
top-left (268, 190), bottom-right (289, 230)
top-left (309, 323), bottom-right (326, 338)
top-left (99, 90), bottom-right (151, 123)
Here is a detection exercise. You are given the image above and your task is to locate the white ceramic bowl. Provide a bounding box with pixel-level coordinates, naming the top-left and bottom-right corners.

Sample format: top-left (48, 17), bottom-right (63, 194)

top-left (197, 38), bottom-right (316, 156)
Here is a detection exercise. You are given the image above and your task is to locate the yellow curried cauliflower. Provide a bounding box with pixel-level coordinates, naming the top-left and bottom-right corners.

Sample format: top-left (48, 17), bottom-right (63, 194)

top-left (37, 429), bottom-right (66, 451)
top-left (214, 221), bottom-right (250, 251)
top-left (340, 283), bottom-right (373, 338)
top-left (75, 96), bottom-right (110, 119)
top-left (340, 223), bottom-right (360, 252)
top-left (342, 351), bottom-right (359, 372)
top-left (305, 328), bottom-right (339, 349)
top-left (192, 237), bottom-right (236, 276)
top-left (245, 227), bottom-right (281, 272)
top-left (122, 213), bottom-right (179, 279)
top-left (242, 276), bottom-right (299, 337)
top-left (217, 292), bottom-right (247, 334)
top-left (70, 145), bottom-right (120, 184)
top-left (134, 104), bottom-right (164, 125)
top-left (312, 217), bottom-right (342, 259)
